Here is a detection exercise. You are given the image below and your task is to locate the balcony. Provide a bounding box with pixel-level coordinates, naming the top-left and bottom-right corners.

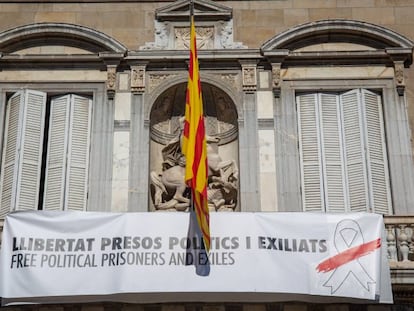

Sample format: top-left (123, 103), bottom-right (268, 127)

top-left (0, 217), bottom-right (413, 304)
top-left (384, 215), bottom-right (414, 303)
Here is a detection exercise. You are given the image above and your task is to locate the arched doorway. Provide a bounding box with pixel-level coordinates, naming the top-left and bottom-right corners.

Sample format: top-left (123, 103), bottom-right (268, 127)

top-left (149, 82), bottom-right (239, 212)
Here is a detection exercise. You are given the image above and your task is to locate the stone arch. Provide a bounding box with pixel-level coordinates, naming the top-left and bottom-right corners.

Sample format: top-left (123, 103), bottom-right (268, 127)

top-left (261, 19), bottom-right (414, 51)
top-left (149, 81), bottom-right (238, 146)
top-left (145, 72), bottom-right (242, 121)
top-left (0, 23), bottom-right (127, 53)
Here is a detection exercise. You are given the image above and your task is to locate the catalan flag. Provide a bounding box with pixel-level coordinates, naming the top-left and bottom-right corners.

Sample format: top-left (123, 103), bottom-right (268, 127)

top-left (182, 11), bottom-right (210, 252)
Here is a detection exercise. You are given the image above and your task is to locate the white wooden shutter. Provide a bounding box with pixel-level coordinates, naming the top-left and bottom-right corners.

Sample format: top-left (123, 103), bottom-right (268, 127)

top-left (319, 93), bottom-right (348, 212)
top-left (43, 94), bottom-right (91, 211)
top-left (361, 89), bottom-right (392, 214)
top-left (340, 90), bottom-right (369, 212)
top-left (0, 93), bottom-right (23, 217)
top-left (65, 95), bottom-right (92, 211)
top-left (16, 90), bottom-right (47, 211)
top-left (297, 93), bottom-right (324, 211)
top-left (43, 95), bottom-right (71, 210)
top-left (0, 90), bottom-right (46, 215)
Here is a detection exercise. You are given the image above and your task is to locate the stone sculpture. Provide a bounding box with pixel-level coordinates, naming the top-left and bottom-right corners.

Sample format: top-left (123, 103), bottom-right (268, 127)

top-left (150, 118), bottom-right (238, 212)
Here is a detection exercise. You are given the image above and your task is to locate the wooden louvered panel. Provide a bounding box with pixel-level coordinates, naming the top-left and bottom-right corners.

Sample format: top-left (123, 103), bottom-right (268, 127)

top-left (0, 166), bottom-right (14, 217)
top-left (297, 93), bottom-right (324, 212)
top-left (43, 95), bottom-right (70, 210)
top-left (340, 90), bottom-right (369, 212)
top-left (362, 89), bottom-right (392, 214)
top-left (0, 93), bottom-right (22, 216)
top-left (319, 93), bottom-right (347, 212)
top-left (15, 90), bottom-right (46, 211)
top-left (65, 95), bottom-right (91, 211)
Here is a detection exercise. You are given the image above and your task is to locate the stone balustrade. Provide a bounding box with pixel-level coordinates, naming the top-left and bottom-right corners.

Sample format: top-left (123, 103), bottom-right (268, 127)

top-left (384, 215), bottom-right (414, 268)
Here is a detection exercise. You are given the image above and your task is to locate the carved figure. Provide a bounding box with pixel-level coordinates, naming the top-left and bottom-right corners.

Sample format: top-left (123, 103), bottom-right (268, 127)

top-left (206, 149), bottom-right (238, 211)
top-left (150, 118), bottom-right (238, 212)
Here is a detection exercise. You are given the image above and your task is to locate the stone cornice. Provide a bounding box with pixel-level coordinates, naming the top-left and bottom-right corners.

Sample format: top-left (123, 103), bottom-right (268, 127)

top-left (127, 48), bottom-right (261, 60)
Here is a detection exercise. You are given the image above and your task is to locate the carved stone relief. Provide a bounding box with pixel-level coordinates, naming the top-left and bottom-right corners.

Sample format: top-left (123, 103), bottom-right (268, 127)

top-left (218, 21), bottom-right (246, 49)
top-left (140, 21), bottom-right (170, 50)
top-left (175, 26), bottom-right (214, 49)
top-left (131, 65), bottom-right (146, 93)
top-left (271, 63), bottom-right (281, 97)
top-left (149, 83), bottom-right (239, 212)
top-left (394, 60), bottom-right (405, 95)
top-left (218, 73), bottom-right (239, 91)
top-left (106, 65), bottom-right (117, 99)
top-left (148, 73), bottom-right (178, 93)
top-left (140, 19), bottom-right (246, 50)
top-left (242, 65), bottom-right (257, 92)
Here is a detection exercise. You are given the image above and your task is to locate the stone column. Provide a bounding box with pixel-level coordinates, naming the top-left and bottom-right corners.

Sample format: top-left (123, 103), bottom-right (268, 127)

top-left (129, 63), bottom-right (149, 212)
top-left (384, 60), bottom-right (414, 214)
top-left (272, 62), bottom-right (301, 212)
top-left (89, 54), bottom-right (121, 211)
top-left (239, 61), bottom-right (260, 212)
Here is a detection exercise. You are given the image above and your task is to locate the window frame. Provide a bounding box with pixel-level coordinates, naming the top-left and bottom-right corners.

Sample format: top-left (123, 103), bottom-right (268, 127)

top-left (275, 78), bottom-right (414, 215)
top-left (296, 89), bottom-right (392, 214)
top-left (0, 82), bottom-right (111, 214)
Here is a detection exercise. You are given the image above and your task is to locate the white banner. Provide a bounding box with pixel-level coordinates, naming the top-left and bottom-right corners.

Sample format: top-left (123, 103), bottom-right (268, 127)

top-left (0, 211), bottom-right (392, 305)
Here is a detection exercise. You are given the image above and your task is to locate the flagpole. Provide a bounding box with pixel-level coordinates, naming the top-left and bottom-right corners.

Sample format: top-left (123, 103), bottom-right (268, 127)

top-left (183, 0), bottom-right (211, 253)
top-left (189, 0), bottom-right (194, 216)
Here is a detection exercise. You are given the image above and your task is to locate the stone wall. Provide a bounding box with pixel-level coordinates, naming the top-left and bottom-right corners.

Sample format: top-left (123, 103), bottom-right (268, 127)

top-left (0, 1), bottom-right (413, 50)
top-left (0, 0), bottom-right (413, 152)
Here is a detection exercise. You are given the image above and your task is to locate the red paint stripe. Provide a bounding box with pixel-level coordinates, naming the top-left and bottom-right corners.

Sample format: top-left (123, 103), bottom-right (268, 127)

top-left (316, 238), bottom-right (381, 273)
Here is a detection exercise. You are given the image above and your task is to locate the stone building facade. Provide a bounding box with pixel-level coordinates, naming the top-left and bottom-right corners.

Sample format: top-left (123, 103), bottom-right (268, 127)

top-left (0, 0), bottom-right (414, 310)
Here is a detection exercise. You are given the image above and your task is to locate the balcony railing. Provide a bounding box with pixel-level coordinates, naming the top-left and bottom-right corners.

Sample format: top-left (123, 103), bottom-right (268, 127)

top-left (385, 216), bottom-right (414, 266)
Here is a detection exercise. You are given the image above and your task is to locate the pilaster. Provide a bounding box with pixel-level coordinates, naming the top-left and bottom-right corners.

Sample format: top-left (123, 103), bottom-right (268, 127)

top-left (129, 62), bottom-right (150, 212)
top-left (239, 60), bottom-right (260, 211)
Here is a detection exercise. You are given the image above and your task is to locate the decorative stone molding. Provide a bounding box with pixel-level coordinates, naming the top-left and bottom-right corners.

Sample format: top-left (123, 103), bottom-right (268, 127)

top-left (140, 21), bottom-right (170, 50)
top-left (131, 65), bottom-right (146, 94)
top-left (261, 20), bottom-right (413, 72)
top-left (148, 73), bottom-right (178, 93)
top-left (175, 26), bottom-right (214, 49)
top-left (141, 20), bottom-right (246, 50)
top-left (218, 73), bottom-right (239, 92)
top-left (262, 20), bottom-right (414, 51)
top-left (106, 65), bottom-right (117, 99)
top-left (218, 21), bottom-right (246, 49)
top-left (139, 0), bottom-right (246, 50)
top-left (394, 61), bottom-right (405, 96)
top-left (271, 63), bottom-right (281, 97)
top-left (0, 23), bottom-right (127, 54)
top-left (100, 52), bottom-right (124, 99)
top-left (155, 0), bottom-right (232, 22)
top-left (241, 63), bottom-right (257, 92)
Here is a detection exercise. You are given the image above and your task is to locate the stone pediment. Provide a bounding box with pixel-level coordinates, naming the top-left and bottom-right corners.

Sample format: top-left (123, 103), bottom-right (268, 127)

top-left (155, 0), bottom-right (232, 22)
top-left (140, 0), bottom-right (246, 50)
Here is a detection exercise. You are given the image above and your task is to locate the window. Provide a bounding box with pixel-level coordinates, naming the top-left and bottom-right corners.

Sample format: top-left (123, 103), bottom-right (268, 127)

top-left (0, 89), bottom-right (92, 217)
top-left (296, 89), bottom-right (391, 214)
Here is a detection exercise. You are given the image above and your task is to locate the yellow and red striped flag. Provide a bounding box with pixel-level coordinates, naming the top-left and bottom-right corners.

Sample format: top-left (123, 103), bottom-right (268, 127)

top-left (182, 13), bottom-right (210, 252)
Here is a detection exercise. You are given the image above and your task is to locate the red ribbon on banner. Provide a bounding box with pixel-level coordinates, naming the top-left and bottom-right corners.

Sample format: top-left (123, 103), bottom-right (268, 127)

top-left (317, 238), bottom-right (381, 273)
